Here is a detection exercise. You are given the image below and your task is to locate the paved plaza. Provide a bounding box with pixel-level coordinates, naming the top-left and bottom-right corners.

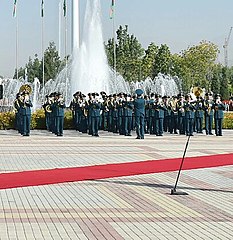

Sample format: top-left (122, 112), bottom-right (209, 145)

top-left (0, 129), bottom-right (232, 240)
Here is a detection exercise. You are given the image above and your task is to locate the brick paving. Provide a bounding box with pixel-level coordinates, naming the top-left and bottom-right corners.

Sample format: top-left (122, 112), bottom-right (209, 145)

top-left (0, 129), bottom-right (232, 239)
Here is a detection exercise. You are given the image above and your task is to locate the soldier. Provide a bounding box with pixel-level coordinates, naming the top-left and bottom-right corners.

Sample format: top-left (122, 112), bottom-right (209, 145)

top-left (123, 94), bottom-right (134, 136)
top-left (194, 96), bottom-right (204, 133)
top-left (184, 94), bottom-right (195, 136)
top-left (177, 94), bottom-right (186, 135)
top-left (204, 93), bottom-right (214, 135)
top-left (144, 95), bottom-right (150, 134)
top-left (13, 93), bottom-right (22, 133)
top-left (79, 94), bottom-right (88, 133)
top-left (134, 89), bottom-right (145, 139)
top-left (89, 93), bottom-right (102, 137)
top-left (162, 96), bottom-right (171, 133)
top-left (214, 94), bottom-right (225, 136)
top-left (42, 95), bottom-right (52, 131)
top-left (101, 93), bottom-right (109, 131)
top-left (111, 94), bottom-right (118, 133)
top-left (19, 91), bottom-right (33, 136)
top-left (149, 93), bottom-right (156, 135)
top-left (169, 96), bottom-right (179, 134)
top-left (54, 92), bottom-right (66, 136)
top-left (117, 92), bottom-right (125, 135)
top-left (154, 94), bottom-right (167, 136)
top-left (70, 91), bottom-right (82, 131)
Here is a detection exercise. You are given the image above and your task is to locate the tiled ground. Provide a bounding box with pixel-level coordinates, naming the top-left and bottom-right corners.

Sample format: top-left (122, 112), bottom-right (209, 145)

top-left (0, 129), bottom-right (232, 239)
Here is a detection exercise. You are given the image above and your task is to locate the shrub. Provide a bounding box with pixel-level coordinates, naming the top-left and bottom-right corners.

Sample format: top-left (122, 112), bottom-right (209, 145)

top-left (0, 110), bottom-right (232, 130)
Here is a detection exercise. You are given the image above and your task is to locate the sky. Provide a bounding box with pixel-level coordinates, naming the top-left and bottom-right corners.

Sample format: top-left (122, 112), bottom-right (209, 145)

top-left (0, 0), bottom-right (233, 78)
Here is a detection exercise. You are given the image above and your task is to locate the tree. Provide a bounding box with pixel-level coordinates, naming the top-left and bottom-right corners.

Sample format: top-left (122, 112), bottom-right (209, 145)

top-left (152, 44), bottom-right (172, 78)
top-left (141, 43), bottom-right (158, 79)
top-left (43, 42), bottom-right (62, 82)
top-left (105, 25), bottom-right (144, 82)
top-left (180, 41), bottom-right (219, 92)
top-left (220, 67), bottom-right (230, 100)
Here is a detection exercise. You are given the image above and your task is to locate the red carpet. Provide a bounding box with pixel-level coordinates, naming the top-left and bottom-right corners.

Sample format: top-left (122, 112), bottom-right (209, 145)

top-left (0, 153), bottom-right (233, 190)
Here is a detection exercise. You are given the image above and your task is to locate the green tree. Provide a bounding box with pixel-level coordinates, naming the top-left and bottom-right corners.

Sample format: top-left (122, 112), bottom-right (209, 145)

top-left (181, 41), bottom-right (219, 92)
top-left (220, 67), bottom-right (230, 100)
top-left (141, 43), bottom-right (158, 79)
top-left (43, 42), bottom-right (61, 82)
top-left (152, 44), bottom-right (172, 78)
top-left (105, 25), bottom-right (144, 82)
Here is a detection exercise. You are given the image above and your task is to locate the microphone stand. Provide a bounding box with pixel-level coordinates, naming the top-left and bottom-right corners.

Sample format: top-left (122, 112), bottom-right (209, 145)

top-left (171, 135), bottom-right (191, 195)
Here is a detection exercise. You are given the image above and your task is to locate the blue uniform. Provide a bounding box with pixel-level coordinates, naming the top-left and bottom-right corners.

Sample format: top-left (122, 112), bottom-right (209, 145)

top-left (134, 97), bottom-right (145, 139)
top-left (123, 100), bottom-right (134, 136)
top-left (184, 101), bottom-right (195, 136)
top-left (54, 100), bottom-right (66, 136)
top-left (19, 98), bottom-right (33, 136)
top-left (204, 100), bottom-right (214, 135)
top-left (89, 101), bottom-right (101, 136)
top-left (214, 102), bottom-right (225, 136)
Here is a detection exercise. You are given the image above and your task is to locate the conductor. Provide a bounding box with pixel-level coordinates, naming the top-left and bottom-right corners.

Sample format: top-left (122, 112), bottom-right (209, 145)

top-left (134, 89), bottom-right (145, 139)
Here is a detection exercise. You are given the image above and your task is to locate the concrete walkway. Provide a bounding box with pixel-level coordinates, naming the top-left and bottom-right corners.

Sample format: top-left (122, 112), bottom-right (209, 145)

top-left (0, 130), bottom-right (232, 239)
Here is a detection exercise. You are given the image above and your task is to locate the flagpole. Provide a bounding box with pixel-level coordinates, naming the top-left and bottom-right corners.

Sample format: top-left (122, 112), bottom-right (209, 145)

top-left (64, 1), bottom-right (68, 102)
top-left (16, 13), bottom-right (19, 81)
top-left (58, 0), bottom-right (62, 57)
top-left (41, 2), bottom-right (45, 100)
top-left (112, 1), bottom-right (117, 82)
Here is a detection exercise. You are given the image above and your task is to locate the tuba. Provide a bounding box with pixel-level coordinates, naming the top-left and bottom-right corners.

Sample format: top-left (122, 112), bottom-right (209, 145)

top-left (19, 84), bottom-right (32, 95)
top-left (191, 86), bottom-right (205, 100)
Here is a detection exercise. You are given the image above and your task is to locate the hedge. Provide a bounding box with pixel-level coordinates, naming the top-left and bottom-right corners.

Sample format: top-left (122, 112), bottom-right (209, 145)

top-left (0, 109), bottom-right (232, 130)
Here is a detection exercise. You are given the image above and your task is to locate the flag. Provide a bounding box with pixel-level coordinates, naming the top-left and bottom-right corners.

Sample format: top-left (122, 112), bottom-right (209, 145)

top-left (63, 0), bottom-right (66, 17)
top-left (110, 0), bottom-right (115, 19)
top-left (41, 0), bottom-right (44, 17)
top-left (13, 0), bottom-right (17, 18)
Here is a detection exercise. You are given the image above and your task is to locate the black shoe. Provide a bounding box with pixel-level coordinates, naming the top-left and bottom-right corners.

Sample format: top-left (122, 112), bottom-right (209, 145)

top-left (209, 133), bottom-right (213, 135)
top-left (95, 134), bottom-right (99, 137)
top-left (136, 136), bottom-right (141, 139)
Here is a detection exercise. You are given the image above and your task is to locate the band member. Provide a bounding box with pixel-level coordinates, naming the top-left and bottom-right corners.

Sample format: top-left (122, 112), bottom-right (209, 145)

top-left (154, 94), bottom-right (167, 136)
top-left (184, 94), bottom-right (195, 136)
top-left (43, 95), bottom-right (53, 131)
top-left (177, 94), bottom-right (186, 135)
top-left (54, 92), bottom-right (66, 136)
top-left (13, 93), bottom-right (22, 133)
top-left (194, 96), bottom-right (204, 133)
top-left (204, 93), bottom-right (214, 135)
top-left (149, 93), bottom-right (156, 134)
top-left (144, 95), bottom-right (150, 134)
top-left (111, 94), bottom-right (119, 133)
top-left (19, 91), bottom-right (33, 136)
top-left (101, 94), bottom-right (109, 131)
top-left (134, 89), bottom-right (145, 139)
top-left (70, 91), bottom-right (82, 131)
top-left (117, 92), bottom-right (125, 135)
top-left (123, 94), bottom-right (134, 136)
top-left (163, 96), bottom-right (172, 133)
top-left (89, 93), bottom-right (102, 137)
top-left (169, 96), bottom-right (179, 134)
top-left (214, 94), bottom-right (225, 136)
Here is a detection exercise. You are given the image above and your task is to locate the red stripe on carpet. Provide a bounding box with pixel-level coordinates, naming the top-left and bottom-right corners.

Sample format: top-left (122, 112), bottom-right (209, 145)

top-left (0, 153), bottom-right (233, 190)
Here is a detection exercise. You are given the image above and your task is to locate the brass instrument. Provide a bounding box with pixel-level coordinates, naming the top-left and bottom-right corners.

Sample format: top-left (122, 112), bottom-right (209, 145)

top-left (45, 105), bottom-right (52, 113)
top-left (204, 100), bottom-right (212, 115)
top-left (169, 98), bottom-right (178, 111)
top-left (19, 84), bottom-right (32, 95)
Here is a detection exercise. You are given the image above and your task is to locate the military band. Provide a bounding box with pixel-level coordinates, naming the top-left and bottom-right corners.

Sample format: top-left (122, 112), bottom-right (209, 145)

top-left (12, 86), bottom-right (227, 138)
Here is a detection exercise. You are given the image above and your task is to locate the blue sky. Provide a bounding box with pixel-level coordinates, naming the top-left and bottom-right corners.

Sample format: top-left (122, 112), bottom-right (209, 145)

top-left (0, 0), bottom-right (233, 77)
